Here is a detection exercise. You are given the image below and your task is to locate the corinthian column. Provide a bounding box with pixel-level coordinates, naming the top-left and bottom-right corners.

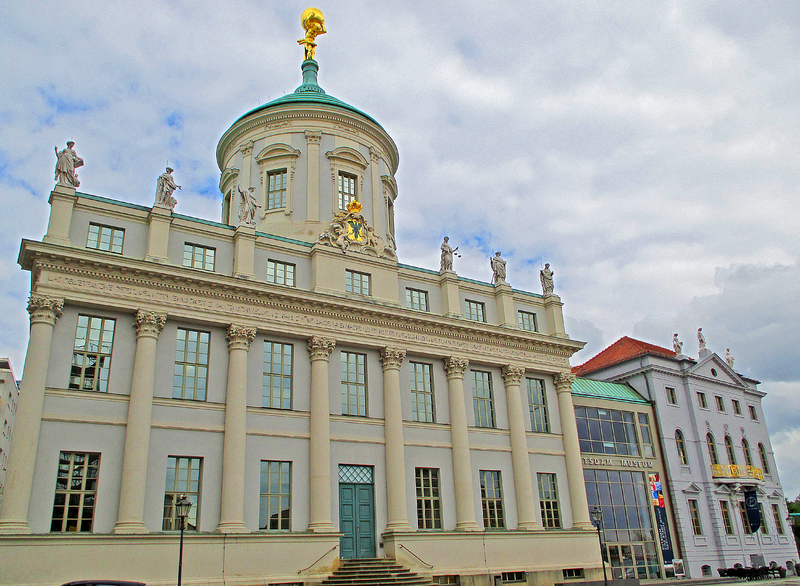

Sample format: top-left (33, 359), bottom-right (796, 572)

top-left (444, 356), bottom-right (480, 531)
top-left (307, 336), bottom-right (336, 532)
top-left (114, 310), bottom-right (166, 534)
top-left (0, 295), bottom-right (63, 534)
top-left (502, 365), bottom-right (540, 530)
top-left (381, 346), bottom-right (411, 531)
top-left (217, 324), bottom-right (256, 533)
top-left (554, 372), bottom-right (593, 530)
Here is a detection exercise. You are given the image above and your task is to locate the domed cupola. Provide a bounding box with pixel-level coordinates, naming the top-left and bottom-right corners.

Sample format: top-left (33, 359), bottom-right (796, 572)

top-left (216, 8), bottom-right (399, 257)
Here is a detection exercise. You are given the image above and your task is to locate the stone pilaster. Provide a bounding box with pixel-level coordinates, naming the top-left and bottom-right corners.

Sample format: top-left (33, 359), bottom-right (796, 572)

top-left (501, 365), bottom-right (540, 530)
top-left (307, 336), bottom-right (336, 532)
top-left (0, 295), bottom-right (64, 534)
top-left (380, 346), bottom-right (411, 531)
top-left (444, 356), bottom-right (480, 531)
top-left (305, 131), bottom-right (322, 222)
top-left (369, 147), bottom-right (384, 233)
top-left (218, 324), bottom-right (257, 533)
top-left (43, 184), bottom-right (77, 246)
top-left (554, 372), bottom-right (593, 530)
top-left (114, 310), bottom-right (167, 534)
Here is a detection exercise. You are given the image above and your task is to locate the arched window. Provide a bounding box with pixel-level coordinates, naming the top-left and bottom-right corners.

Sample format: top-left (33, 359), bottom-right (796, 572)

top-left (742, 438), bottom-right (753, 466)
top-left (725, 436), bottom-right (736, 465)
top-left (676, 430), bottom-right (689, 465)
top-left (706, 433), bottom-right (719, 465)
top-left (758, 443), bottom-right (770, 474)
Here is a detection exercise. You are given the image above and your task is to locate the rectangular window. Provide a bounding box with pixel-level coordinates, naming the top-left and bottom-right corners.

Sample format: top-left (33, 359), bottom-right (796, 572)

top-left (345, 270), bottom-right (371, 295)
top-left (527, 378), bottom-right (549, 433)
top-left (183, 243), bottom-right (216, 271)
top-left (517, 310), bottom-right (538, 332)
top-left (338, 171), bottom-right (356, 210)
top-left (465, 300), bottom-right (486, 322)
top-left (732, 399), bottom-right (742, 415)
top-left (688, 499), bottom-right (703, 535)
top-left (415, 467), bottom-right (442, 529)
top-left (758, 503), bottom-right (768, 534)
top-left (638, 413), bottom-right (655, 458)
top-left (69, 315), bottom-right (116, 392)
top-left (410, 362), bottom-right (435, 423)
top-left (501, 573), bottom-right (526, 583)
top-left (266, 169), bottom-right (288, 210)
top-left (341, 352), bottom-right (367, 416)
top-left (51, 451), bottom-right (100, 533)
top-left (665, 386), bottom-right (678, 405)
top-left (472, 371), bottom-right (495, 428)
top-left (263, 341), bottom-right (293, 409)
top-left (562, 569), bottom-right (584, 580)
top-left (537, 472), bottom-right (561, 529)
top-left (163, 456), bottom-right (201, 531)
top-left (173, 329), bottom-right (210, 401)
top-left (480, 470), bottom-right (505, 529)
top-left (697, 392), bottom-right (708, 409)
top-left (575, 406), bottom-right (640, 456)
top-left (260, 461), bottom-right (291, 530)
top-left (772, 503), bottom-right (785, 535)
top-left (87, 223), bottom-right (124, 254)
top-left (405, 288), bottom-right (429, 312)
top-left (748, 405), bottom-right (758, 421)
top-left (715, 395), bottom-right (725, 412)
top-left (267, 259), bottom-right (295, 287)
top-left (739, 502), bottom-right (753, 535)
top-left (720, 501), bottom-right (734, 535)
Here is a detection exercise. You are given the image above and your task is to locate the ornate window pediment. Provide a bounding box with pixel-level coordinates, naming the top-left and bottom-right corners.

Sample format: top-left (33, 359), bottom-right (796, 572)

top-left (326, 147), bottom-right (369, 214)
top-left (682, 482), bottom-right (702, 494)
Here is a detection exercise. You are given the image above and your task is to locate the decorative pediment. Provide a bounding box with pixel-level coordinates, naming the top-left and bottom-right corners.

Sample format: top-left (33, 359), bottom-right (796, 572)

top-left (255, 143), bottom-right (300, 164)
top-left (682, 483), bottom-right (702, 494)
top-left (687, 354), bottom-right (748, 388)
top-left (769, 490), bottom-right (783, 499)
top-left (713, 484), bottom-right (735, 495)
top-left (326, 146), bottom-right (369, 169)
top-left (317, 200), bottom-right (395, 259)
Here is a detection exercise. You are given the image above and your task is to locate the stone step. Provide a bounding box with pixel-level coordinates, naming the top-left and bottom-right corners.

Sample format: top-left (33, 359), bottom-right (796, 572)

top-left (320, 558), bottom-right (434, 586)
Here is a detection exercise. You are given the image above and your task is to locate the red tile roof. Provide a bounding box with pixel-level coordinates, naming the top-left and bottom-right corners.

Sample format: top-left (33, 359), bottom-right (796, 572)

top-left (571, 336), bottom-right (677, 376)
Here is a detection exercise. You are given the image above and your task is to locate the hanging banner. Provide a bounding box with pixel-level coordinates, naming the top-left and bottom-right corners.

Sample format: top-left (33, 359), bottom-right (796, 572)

top-left (744, 490), bottom-right (761, 533)
top-left (649, 473), bottom-right (674, 564)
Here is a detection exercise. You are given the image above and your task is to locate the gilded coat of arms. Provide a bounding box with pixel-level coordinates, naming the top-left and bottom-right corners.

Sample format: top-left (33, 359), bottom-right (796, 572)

top-left (318, 200), bottom-right (396, 259)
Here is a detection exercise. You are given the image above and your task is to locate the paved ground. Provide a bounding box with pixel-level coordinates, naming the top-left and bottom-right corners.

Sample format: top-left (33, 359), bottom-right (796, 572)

top-left (641, 576), bottom-right (800, 586)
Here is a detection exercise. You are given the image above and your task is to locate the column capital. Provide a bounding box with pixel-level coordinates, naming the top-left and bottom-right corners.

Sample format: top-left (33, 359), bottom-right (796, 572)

top-left (444, 356), bottom-right (469, 379)
top-left (308, 336), bottom-right (336, 361)
top-left (553, 372), bottom-right (576, 392)
top-left (227, 324), bottom-right (256, 351)
top-left (305, 130), bottom-right (322, 144)
top-left (380, 346), bottom-right (406, 370)
top-left (134, 310), bottom-right (166, 339)
top-left (27, 294), bottom-right (64, 325)
top-left (501, 364), bottom-right (526, 386)
top-left (240, 140), bottom-right (254, 157)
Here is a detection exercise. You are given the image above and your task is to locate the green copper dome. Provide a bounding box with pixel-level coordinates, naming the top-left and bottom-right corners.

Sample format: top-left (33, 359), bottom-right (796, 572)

top-left (236, 59), bottom-right (382, 128)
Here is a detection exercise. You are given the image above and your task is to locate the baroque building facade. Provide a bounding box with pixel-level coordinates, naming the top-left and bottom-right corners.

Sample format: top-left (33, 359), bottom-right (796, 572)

top-left (573, 337), bottom-right (797, 578)
top-left (0, 54), bottom-right (603, 585)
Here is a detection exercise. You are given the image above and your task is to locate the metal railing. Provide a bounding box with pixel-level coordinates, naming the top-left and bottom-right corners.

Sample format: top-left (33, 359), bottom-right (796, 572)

top-left (298, 544), bottom-right (339, 574)
top-left (398, 544), bottom-right (434, 568)
top-left (711, 464), bottom-right (763, 480)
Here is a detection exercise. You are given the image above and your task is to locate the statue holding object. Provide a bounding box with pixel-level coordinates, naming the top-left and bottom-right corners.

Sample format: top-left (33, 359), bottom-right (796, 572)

top-left (491, 252), bottom-right (507, 285)
top-left (238, 184), bottom-right (260, 226)
top-left (54, 141), bottom-right (84, 187)
top-left (155, 167), bottom-right (181, 211)
top-left (540, 263), bottom-right (554, 296)
top-left (298, 7), bottom-right (326, 60)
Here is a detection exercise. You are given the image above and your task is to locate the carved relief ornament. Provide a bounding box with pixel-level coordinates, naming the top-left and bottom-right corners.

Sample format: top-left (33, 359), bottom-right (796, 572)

top-left (227, 324), bottom-right (257, 350)
top-left (305, 131), bottom-right (322, 145)
top-left (380, 347), bottom-right (406, 370)
top-left (501, 364), bottom-right (526, 386)
top-left (27, 294), bottom-right (64, 325)
top-left (553, 372), bottom-right (576, 392)
top-left (443, 356), bottom-right (469, 378)
top-left (307, 336), bottom-right (336, 361)
top-left (318, 200), bottom-right (389, 259)
top-left (135, 310), bottom-right (167, 338)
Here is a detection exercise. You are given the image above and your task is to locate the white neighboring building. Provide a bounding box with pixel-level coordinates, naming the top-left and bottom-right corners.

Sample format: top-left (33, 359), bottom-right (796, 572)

top-left (573, 336), bottom-right (798, 578)
top-left (0, 359), bottom-right (19, 507)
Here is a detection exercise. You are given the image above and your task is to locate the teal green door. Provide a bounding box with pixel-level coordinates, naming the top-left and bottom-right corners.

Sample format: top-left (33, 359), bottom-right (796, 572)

top-left (339, 482), bottom-right (376, 559)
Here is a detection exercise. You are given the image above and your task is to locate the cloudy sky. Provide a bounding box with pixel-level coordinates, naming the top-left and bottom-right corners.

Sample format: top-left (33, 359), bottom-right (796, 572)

top-left (2, 2), bottom-right (799, 499)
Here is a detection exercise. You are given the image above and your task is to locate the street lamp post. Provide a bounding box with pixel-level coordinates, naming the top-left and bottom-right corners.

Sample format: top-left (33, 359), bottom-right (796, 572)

top-left (176, 495), bottom-right (193, 586)
top-left (591, 506), bottom-right (609, 586)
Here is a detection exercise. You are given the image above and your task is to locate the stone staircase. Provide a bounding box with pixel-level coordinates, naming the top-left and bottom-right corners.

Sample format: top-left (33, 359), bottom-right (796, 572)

top-left (321, 558), bottom-right (434, 586)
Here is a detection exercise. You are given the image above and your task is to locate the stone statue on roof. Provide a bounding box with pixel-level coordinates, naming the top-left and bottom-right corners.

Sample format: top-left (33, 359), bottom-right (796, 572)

top-left (155, 167), bottom-right (181, 211)
top-left (725, 348), bottom-right (734, 368)
top-left (672, 333), bottom-right (683, 355)
top-left (697, 328), bottom-right (706, 351)
top-left (238, 184), bottom-right (260, 226)
top-left (540, 263), bottom-right (554, 297)
top-left (298, 7), bottom-right (326, 60)
top-left (54, 141), bottom-right (84, 188)
top-left (440, 237), bottom-right (458, 272)
top-left (491, 252), bottom-right (507, 285)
